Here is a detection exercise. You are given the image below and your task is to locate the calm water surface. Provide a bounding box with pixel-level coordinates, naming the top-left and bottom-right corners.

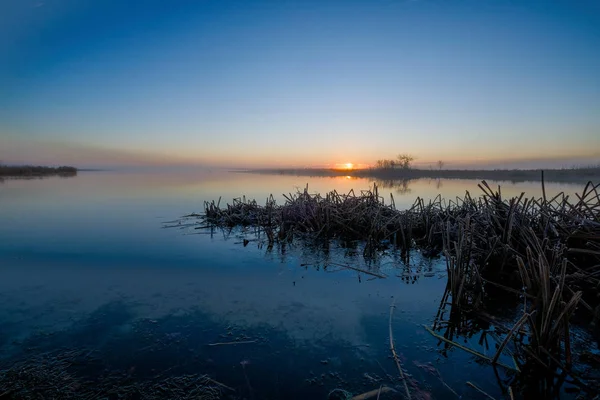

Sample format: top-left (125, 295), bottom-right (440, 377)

top-left (0, 171), bottom-right (591, 399)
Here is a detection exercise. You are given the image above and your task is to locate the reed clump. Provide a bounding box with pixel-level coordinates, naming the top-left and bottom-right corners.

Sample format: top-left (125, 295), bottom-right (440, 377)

top-left (194, 180), bottom-right (600, 379)
top-left (203, 185), bottom-right (410, 252)
top-left (201, 181), bottom-right (599, 283)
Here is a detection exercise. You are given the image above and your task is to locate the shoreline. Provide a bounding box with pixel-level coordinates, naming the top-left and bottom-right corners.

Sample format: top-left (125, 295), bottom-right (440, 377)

top-left (0, 165), bottom-right (78, 177)
top-left (235, 166), bottom-right (600, 184)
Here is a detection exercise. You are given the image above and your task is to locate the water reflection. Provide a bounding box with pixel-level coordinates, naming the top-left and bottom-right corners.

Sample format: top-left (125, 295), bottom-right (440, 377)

top-left (0, 247), bottom-right (451, 399)
top-left (0, 170), bottom-right (596, 399)
top-left (0, 172), bottom-right (77, 184)
top-left (4, 299), bottom-right (374, 399)
top-left (374, 178), bottom-right (412, 195)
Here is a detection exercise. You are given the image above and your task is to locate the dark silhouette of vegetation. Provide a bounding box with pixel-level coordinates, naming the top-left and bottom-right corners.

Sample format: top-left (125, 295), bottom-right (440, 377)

top-left (0, 165), bottom-right (77, 177)
top-left (241, 165), bottom-right (600, 184)
top-left (375, 154), bottom-right (415, 170)
top-left (362, 165), bottom-right (600, 183)
top-left (179, 180), bottom-right (600, 398)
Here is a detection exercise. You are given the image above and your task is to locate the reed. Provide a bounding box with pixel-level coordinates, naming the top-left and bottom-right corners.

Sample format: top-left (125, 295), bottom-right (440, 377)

top-left (184, 179), bottom-right (600, 388)
top-left (515, 235), bottom-right (582, 369)
top-left (199, 181), bottom-right (599, 279)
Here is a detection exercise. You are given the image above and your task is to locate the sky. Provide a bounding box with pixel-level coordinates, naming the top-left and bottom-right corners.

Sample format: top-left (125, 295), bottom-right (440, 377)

top-left (1, 0), bottom-right (599, 169)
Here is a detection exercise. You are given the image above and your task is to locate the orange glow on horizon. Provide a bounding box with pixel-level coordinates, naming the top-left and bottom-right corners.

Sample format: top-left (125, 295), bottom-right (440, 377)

top-left (3, 132), bottom-right (598, 171)
top-left (333, 162), bottom-right (357, 170)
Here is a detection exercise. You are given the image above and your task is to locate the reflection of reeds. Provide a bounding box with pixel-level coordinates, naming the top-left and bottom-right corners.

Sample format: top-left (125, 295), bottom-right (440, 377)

top-left (373, 178), bottom-right (412, 195)
top-left (198, 180), bottom-right (599, 306)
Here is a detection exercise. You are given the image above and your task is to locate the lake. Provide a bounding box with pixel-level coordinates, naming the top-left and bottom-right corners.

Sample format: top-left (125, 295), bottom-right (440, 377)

top-left (0, 170), bottom-right (596, 399)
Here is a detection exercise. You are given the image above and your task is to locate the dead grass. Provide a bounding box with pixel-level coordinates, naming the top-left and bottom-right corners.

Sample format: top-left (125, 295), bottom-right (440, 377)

top-left (0, 350), bottom-right (225, 400)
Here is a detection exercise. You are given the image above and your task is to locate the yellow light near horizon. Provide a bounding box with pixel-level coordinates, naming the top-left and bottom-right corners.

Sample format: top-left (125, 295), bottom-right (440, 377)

top-left (345, 163), bottom-right (353, 169)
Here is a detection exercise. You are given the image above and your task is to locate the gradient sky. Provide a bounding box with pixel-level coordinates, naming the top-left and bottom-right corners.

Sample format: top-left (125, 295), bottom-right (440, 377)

top-left (1, 0), bottom-right (599, 169)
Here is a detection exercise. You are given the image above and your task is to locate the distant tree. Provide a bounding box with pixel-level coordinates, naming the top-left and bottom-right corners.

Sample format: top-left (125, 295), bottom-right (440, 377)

top-left (396, 154), bottom-right (414, 169)
top-left (375, 155), bottom-right (415, 170)
top-left (381, 159), bottom-right (392, 169)
top-left (437, 160), bottom-right (444, 170)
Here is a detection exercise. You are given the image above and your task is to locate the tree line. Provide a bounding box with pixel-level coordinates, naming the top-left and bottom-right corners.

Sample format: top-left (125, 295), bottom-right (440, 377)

top-left (0, 165), bottom-right (78, 176)
top-left (374, 154), bottom-right (415, 170)
top-left (374, 155), bottom-right (445, 170)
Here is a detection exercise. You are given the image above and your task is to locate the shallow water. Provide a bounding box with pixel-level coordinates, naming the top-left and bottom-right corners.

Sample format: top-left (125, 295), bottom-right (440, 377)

top-left (0, 170), bottom-right (595, 399)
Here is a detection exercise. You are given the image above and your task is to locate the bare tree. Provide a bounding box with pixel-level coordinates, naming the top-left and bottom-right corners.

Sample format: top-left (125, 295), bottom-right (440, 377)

top-left (375, 155), bottom-right (415, 170)
top-left (437, 160), bottom-right (444, 170)
top-left (396, 154), bottom-right (414, 170)
top-left (376, 159), bottom-right (393, 169)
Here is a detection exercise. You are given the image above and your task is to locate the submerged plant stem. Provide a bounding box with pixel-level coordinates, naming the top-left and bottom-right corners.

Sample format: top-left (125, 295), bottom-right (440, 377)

top-left (389, 299), bottom-right (411, 400)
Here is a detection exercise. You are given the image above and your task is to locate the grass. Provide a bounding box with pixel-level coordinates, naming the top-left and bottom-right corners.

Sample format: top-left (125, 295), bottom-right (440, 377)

top-left (183, 179), bottom-right (600, 396)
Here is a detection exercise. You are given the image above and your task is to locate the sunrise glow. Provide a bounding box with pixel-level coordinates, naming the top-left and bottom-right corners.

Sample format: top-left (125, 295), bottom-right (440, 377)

top-left (1, 0), bottom-right (598, 170)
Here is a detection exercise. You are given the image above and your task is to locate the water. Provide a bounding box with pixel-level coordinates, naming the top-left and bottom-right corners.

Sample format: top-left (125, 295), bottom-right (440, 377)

top-left (0, 170), bottom-right (593, 399)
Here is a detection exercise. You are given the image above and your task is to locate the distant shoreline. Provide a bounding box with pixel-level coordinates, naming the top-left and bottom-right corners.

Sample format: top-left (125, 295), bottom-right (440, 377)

top-left (235, 167), bottom-right (600, 184)
top-left (0, 165), bottom-right (78, 177)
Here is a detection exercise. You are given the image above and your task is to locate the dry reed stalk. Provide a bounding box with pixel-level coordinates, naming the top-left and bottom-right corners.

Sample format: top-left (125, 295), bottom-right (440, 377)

top-left (389, 299), bottom-right (411, 400)
top-left (466, 381), bottom-right (497, 400)
top-left (508, 386), bottom-right (515, 400)
top-left (492, 311), bottom-right (533, 364)
top-left (351, 386), bottom-right (394, 400)
top-left (515, 234), bottom-right (582, 368)
top-left (422, 325), bottom-right (518, 372)
top-left (207, 340), bottom-right (257, 346)
top-left (326, 262), bottom-right (387, 278)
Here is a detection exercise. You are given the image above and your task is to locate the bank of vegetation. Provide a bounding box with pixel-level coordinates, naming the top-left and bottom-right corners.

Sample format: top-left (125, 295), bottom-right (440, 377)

top-left (0, 165), bottom-right (78, 177)
top-left (242, 166), bottom-right (600, 184)
top-left (241, 154), bottom-right (600, 184)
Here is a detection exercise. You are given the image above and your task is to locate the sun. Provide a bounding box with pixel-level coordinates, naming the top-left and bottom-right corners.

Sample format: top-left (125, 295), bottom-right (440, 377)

top-left (345, 163), bottom-right (354, 170)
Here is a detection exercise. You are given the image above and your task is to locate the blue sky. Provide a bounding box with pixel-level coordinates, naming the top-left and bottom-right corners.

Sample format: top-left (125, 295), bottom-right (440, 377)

top-left (1, 0), bottom-right (599, 169)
